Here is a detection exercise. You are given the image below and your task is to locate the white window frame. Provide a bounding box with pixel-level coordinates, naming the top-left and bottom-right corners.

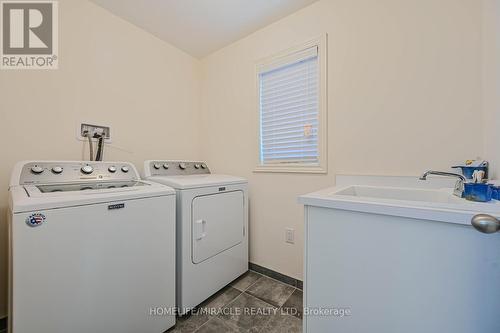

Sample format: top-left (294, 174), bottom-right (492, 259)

top-left (254, 35), bottom-right (328, 174)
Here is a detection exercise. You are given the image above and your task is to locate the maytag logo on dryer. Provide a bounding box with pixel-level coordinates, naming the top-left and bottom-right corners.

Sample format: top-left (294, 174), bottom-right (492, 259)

top-left (26, 212), bottom-right (46, 227)
top-left (1, 1), bottom-right (58, 69)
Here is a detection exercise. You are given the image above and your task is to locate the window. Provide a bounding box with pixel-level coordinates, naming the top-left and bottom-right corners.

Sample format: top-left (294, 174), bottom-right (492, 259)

top-left (255, 36), bottom-right (327, 173)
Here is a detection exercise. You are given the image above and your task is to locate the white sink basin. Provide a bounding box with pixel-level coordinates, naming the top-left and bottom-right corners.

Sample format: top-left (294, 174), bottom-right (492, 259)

top-left (334, 185), bottom-right (463, 204)
top-left (299, 180), bottom-right (500, 226)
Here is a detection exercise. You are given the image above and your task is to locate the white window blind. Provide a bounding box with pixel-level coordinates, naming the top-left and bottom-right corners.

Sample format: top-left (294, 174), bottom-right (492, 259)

top-left (259, 46), bottom-right (319, 166)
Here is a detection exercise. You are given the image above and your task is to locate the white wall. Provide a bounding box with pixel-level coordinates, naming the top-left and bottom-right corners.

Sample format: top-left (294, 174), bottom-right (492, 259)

top-left (200, 0), bottom-right (483, 280)
top-left (0, 0), bottom-right (201, 317)
top-left (0, 0), bottom-right (491, 319)
top-left (483, 0), bottom-right (500, 178)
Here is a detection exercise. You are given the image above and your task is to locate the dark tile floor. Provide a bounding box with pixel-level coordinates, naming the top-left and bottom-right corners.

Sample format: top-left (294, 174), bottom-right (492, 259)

top-left (167, 271), bottom-right (303, 333)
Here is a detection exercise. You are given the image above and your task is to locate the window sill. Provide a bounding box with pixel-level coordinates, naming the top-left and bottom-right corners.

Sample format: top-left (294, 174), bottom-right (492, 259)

top-left (253, 165), bottom-right (327, 174)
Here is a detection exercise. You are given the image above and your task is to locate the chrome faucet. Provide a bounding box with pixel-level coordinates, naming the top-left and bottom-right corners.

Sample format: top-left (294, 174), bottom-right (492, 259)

top-left (419, 171), bottom-right (466, 197)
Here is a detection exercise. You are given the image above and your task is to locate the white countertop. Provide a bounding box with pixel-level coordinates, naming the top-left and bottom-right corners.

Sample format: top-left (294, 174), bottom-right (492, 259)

top-left (299, 175), bottom-right (500, 226)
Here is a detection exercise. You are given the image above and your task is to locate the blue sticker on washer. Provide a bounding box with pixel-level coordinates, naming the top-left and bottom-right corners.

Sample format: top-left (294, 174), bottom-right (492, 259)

top-left (26, 213), bottom-right (46, 227)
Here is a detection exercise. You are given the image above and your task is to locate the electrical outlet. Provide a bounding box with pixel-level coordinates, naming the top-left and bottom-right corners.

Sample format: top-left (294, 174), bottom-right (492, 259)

top-left (79, 123), bottom-right (111, 140)
top-left (285, 228), bottom-right (295, 244)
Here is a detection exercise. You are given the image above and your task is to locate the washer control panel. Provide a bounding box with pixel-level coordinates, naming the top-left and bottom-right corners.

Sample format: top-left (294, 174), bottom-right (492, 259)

top-left (147, 161), bottom-right (210, 176)
top-left (18, 161), bottom-right (139, 185)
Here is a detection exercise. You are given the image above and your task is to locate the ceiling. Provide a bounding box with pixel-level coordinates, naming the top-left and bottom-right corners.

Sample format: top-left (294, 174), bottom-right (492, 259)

top-left (89, 0), bottom-right (319, 58)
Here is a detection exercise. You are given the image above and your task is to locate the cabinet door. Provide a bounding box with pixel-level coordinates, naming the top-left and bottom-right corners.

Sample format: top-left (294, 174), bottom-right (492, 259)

top-left (192, 191), bottom-right (244, 264)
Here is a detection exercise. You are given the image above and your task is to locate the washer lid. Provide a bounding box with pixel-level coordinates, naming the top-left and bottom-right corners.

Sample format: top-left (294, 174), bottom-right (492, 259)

top-left (9, 180), bottom-right (175, 213)
top-left (33, 180), bottom-right (148, 194)
top-left (147, 174), bottom-right (247, 189)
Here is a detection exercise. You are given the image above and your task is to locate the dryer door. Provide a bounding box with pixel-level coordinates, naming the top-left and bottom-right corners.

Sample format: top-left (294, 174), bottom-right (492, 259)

top-left (192, 190), bottom-right (244, 264)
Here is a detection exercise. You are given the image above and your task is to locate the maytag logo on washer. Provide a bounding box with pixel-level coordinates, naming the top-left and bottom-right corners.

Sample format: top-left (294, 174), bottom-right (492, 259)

top-left (26, 212), bottom-right (46, 227)
top-left (108, 203), bottom-right (125, 210)
top-left (1, 1), bottom-right (58, 69)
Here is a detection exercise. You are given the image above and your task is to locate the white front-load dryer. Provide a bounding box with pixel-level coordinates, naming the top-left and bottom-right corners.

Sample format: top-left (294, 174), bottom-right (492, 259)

top-left (144, 160), bottom-right (248, 314)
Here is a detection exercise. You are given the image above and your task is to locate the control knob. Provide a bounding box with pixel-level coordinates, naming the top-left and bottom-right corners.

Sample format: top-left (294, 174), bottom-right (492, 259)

top-left (153, 164), bottom-right (161, 170)
top-left (108, 166), bottom-right (117, 173)
top-left (31, 165), bottom-right (44, 174)
top-left (51, 166), bottom-right (63, 174)
top-left (201, 163), bottom-right (207, 169)
top-left (194, 164), bottom-right (201, 169)
top-left (81, 165), bottom-right (94, 175)
top-left (121, 166), bottom-right (129, 173)
top-left (179, 163), bottom-right (187, 170)
top-left (163, 163), bottom-right (169, 169)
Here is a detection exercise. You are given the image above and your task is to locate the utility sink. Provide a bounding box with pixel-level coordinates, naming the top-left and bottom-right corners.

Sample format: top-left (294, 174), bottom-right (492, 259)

top-left (299, 177), bottom-right (500, 227)
top-left (333, 185), bottom-right (463, 204)
top-left (299, 177), bottom-right (500, 333)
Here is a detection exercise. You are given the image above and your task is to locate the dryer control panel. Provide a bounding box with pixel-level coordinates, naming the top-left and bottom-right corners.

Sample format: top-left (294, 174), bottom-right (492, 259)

top-left (15, 161), bottom-right (140, 185)
top-left (145, 161), bottom-right (211, 177)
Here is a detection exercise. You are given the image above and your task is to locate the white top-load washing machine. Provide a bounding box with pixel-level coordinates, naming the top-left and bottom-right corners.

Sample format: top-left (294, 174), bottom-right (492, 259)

top-left (144, 161), bottom-right (248, 314)
top-left (8, 161), bottom-right (176, 333)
